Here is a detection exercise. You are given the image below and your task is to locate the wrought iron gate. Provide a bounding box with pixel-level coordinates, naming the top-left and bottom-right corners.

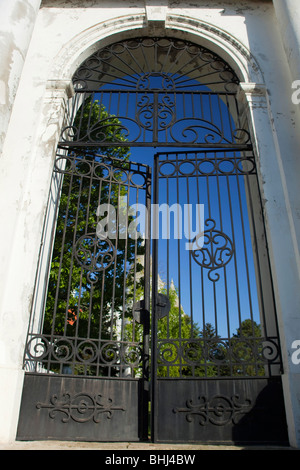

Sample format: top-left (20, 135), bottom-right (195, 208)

top-left (17, 153), bottom-right (151, 441)
top-left (17, 37), bottom-right (288, 444)
top-left (151, 150), bottom-right (287, 444)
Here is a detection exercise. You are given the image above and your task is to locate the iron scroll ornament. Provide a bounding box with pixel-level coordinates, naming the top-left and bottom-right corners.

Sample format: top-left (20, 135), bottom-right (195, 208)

top-left (36, 392), bottom-right (126, 424)
top-left (191, 219), bottom-right (234, 282)
top-left (59, 37), bottom-right (253, 149)
top-left (74, 233), bottom-right (116, 283)
top-left (71, 37), bottom-right (240, 93)
top-left (173, 394), bottom-right (252, 426)
top-left (59, 94), bottom-right (251, 148)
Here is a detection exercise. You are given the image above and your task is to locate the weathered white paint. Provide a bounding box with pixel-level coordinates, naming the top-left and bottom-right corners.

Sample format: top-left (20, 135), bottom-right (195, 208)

top-left (0, 0), bottom-right (300, 447)
top-left (273, 0), bottom-right (300, 80)
top-left (0, 0), bottom-right (41, 157)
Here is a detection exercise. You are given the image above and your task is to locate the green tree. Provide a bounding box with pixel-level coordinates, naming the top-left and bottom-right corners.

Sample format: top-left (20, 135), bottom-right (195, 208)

top-left (230, 319), bottom-right (265, 376)
top-left (193, 322), bottom-right (224, 377)
top-left (157, 287), bottom-right (202, 377)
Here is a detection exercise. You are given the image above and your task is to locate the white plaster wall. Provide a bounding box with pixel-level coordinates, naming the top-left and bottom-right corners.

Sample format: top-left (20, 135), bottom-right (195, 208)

top-left (0, 0), bottom-right (300, 446)
top-left (0, 0), bottom-right (41, 157)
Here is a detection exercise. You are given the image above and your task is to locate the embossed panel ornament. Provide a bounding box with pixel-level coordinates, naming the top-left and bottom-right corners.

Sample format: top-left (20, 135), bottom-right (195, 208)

top-left (173, 394), bottom-right (252, 426)
top-left (37, 392), bottom-right (126, 423)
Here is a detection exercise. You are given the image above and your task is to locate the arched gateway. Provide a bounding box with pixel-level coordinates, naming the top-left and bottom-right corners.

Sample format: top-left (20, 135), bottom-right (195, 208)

top-left (17, 37), bottom-right (288, 444)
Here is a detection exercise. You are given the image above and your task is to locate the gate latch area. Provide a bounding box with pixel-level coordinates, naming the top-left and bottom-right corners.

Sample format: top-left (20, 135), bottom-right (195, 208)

top-left (156, 293), bottom-right (171, 319)
top-left (133, 300), bottom-right (150, 324)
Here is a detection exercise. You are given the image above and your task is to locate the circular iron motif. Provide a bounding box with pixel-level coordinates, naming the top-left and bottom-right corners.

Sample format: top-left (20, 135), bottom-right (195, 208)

top-left (191, 219), bottom-right (234, 282)
top-left (74, 233), bottom-right (116, 274)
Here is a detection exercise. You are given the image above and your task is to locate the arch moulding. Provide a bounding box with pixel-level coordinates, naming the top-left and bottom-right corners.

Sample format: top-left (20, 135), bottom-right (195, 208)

top-left (47, 12), bottom-right (265, 92)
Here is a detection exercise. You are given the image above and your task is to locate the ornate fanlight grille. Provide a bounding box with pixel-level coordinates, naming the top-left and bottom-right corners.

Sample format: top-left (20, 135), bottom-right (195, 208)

top-left (72, 37), bottom-right (240, 92)
top-left (59, 37), bottom-right (249, 149)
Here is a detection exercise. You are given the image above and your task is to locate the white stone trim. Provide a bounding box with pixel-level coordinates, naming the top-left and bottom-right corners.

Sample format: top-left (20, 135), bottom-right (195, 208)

top-left (48, 13), bottom-right (263, 87)
top-left (165, 14), bottom-right (264, 85)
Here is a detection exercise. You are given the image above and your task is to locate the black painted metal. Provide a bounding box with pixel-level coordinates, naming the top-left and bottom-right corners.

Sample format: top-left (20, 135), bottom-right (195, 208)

top-left (59, 37), bottom-right (251, 150)
top-left (17, 374), bottom-right (144, 442)
top-left (154, 377), bottom-right (288, 444)
top-left (59, 90), bottom-right (251, 149)
top-left (71, 37), bottom-right (240, 93)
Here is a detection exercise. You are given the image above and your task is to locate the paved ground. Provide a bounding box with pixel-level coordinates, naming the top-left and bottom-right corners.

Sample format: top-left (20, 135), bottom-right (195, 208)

top-left (0, 440), bottom-right (295, 451)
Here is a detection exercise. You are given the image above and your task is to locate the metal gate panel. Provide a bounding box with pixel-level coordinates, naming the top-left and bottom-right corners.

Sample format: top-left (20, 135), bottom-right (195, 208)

top-left (151, 150), bottom-right (287, 444)
top-left (17, 375), bottom-right (143, 442)
top-left (154, 378), bottom-right (288, 444)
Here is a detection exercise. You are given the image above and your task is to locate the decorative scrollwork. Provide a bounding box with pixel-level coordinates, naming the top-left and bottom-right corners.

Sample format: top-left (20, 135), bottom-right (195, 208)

top-left (259, 339), bottom-right (280, 363)
top-left (25, 335), bottom-right (49, 362)
top-left (60, 107), bottom-right (251, 147)
top-left (74, 233), bottom-right (116, 281)
top-left (36, 392), bottom-right (126, 423)
top-left (174, 394), bottom-right (252, 426)
top-left (72, 37), bottom-right (240, 92)
top-left (191, 219), bottom-right (234, 281)
top-left (158, 341), bottom-right (180, 365)
top-left (169, 118), bottom-right (250, 146)
top-left (136, 93), bottom-right (176, 133)
top-left (76, 340), bottom-right (98, 363)
top-left (136, 73), bottom-right (175, 91)
top-left (170, 118), bottom-right (226, 145)
top-left (24, 334), bottom-right (143, 374)
top-left (60, 118), bottom-right (142, 144)
top-left (59, 37), bottom-right (249, 148)
top-left (100, 342), bottom-right (120, 365)
top-left (121, 344), bottom-right (143, 367)
top-left (52, 338), bottom-right (75, 362)
top-left (181, 341), bottom-right (204, 364)
top-left (154, 337), bottom-right (281, 377)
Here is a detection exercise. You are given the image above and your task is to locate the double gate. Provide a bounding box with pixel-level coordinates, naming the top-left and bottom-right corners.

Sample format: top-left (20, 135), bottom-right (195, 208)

top-left (17, 37), bottom-right (288, 444)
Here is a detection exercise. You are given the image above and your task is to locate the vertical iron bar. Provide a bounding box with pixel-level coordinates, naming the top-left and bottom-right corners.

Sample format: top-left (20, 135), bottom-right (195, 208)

top-left (185, 156), bottom-right (194, 338)
top-left (153, 92), bottom-right (158, 144)
top-left (243, 161), bottom-right (271, 339)
top-left (109, 177), bottom-right (120, 343)
top-left (141, 164), bottom-right (151, 440)
top-left (226, 173), bottom-right (242, 332)
top-left (166, 159), bottom-right (170, 338)
top-left (216, 152), bottom-right (231, 340)
top-left (176, 152), bottom-right (182, 376)
top-left (121, 178), bottom-right (130, 344)
top-left (235, 159), bottom-right (255, 334)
